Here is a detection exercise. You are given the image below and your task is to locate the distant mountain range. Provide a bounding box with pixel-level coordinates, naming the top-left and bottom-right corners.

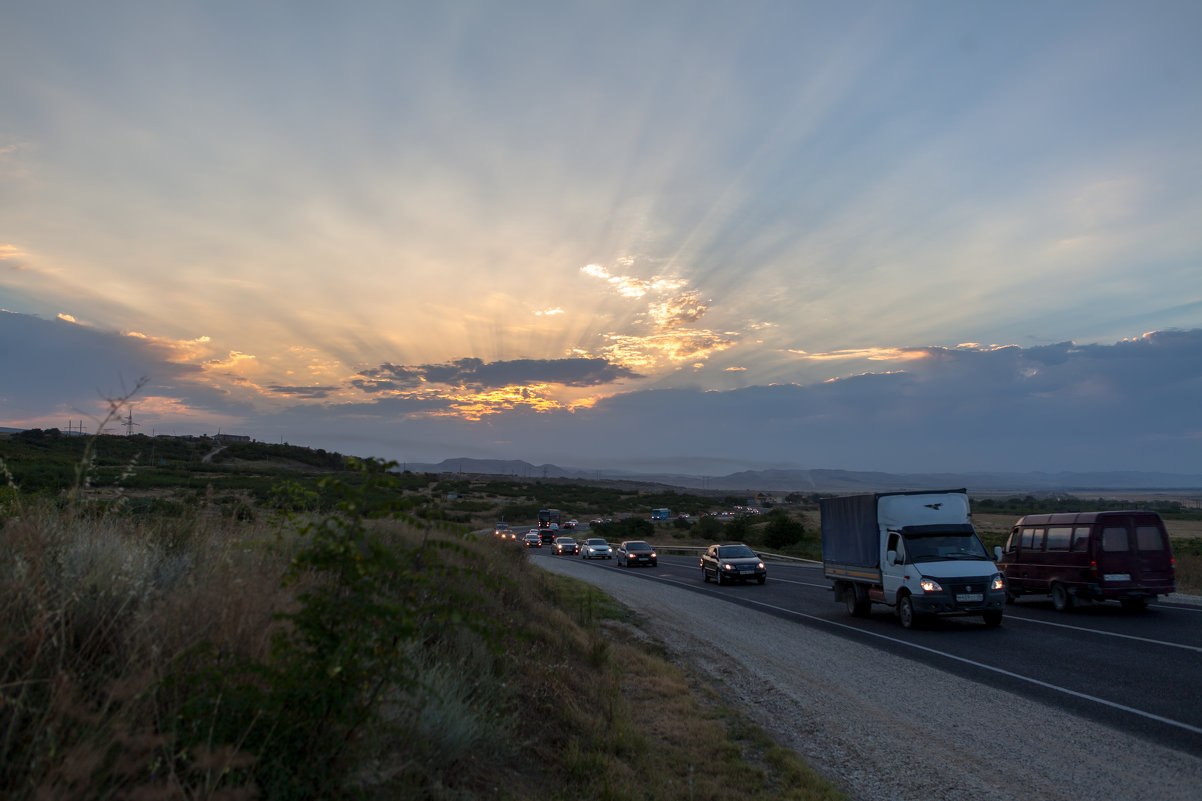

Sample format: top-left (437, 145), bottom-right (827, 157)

top-left (401, 458), bottom-right (1202, 494)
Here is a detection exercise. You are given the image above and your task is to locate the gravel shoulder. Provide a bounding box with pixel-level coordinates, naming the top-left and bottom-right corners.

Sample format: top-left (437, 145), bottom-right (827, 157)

top-left (537, 556), bottom-right (1202, 801)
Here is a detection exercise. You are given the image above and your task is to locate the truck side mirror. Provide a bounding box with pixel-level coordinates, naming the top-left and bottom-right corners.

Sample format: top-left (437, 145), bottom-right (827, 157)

top-left (887, 549), bottom-right (899, 565)
top-left (994, 546), bottom-right (1003, 561)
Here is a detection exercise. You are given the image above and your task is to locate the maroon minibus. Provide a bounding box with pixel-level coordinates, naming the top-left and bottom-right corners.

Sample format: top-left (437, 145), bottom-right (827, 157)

top-left (995, 510), bottom-right (1175, 611)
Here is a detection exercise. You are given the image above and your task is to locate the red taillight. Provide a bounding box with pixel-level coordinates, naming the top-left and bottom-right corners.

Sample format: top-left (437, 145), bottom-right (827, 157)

top-left (1086, 559), bottom-right (1097, 580)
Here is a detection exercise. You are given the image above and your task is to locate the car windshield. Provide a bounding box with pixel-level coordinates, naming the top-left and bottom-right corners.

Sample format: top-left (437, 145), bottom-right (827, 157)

top-left (626, 542), bottom-right (652, 552)
top-left (718, 545), bottom-right (757, 559)
top-left (557, 538), bottom-right (574, 544)
top-left (587, 539), bottom-right (608, 546)
top-left (903, 534), bottom-right (989, 562)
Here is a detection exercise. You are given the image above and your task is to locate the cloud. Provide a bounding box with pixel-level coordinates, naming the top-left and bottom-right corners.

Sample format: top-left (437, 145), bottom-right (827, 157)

top-left (568, 330), bottom-right (1202, 473)
top-left (597, 330), bottom-right (737, 369)
top-left (580, 263), bottom-right (687, 299)
top-left (3, 307), bottom-right (1197, 474)
top-left (353, 356), bottom-right (641, 393)
top-left (0, 243), bottom-right (27, 270)
top-left (0, 310), bottom-right (226, 426)
top-left (266, 385), bottom-right (340, 399)
top-left (648, 290), bottom-right (708, 329)
top-left (792, 346), bottom-right (932, 362)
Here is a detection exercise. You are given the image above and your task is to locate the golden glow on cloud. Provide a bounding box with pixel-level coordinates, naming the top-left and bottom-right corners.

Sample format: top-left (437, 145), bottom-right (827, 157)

top-left (0, 243), bottom-right (26, 264)
top-left (648, 290), bottom-right (707, 329)
top-left (581, 264), bottom-right (687, 298)
top-left (365, 382), bottom-right (599, 422)
top-left (574, 260), bottom-right (738, 376)
top-left (596, 330), bottom-right (736, 369)
top-left (791, 347), bottom-right (931, 362)
top-left (57, 313), bottom-right (77, 323)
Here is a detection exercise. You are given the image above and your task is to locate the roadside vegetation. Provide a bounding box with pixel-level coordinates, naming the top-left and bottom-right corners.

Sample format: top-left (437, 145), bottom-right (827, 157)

top-left (0, 429), bottom-right (845, 800)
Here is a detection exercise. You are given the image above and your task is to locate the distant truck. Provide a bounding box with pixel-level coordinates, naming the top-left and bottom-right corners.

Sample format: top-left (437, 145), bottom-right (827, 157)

top-left (821, 489), bottom-right (1006, 629)
top-left (650, 508), bottom-right (671, 521)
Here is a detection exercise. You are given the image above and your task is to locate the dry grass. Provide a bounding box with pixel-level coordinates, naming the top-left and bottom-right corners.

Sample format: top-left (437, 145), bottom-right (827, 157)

top-left (0, 499), bottom-right (293, 799)
top-left (1, 493), bottom-right (845, 800)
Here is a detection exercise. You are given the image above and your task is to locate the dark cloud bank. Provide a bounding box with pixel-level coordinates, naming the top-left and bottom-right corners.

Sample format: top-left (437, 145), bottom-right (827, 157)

top-left (353, 357), bottom-right (641, 392)
top-left (286, 330), bottom-right (1202, 474)
top-left (4, 310), bottom-right (1199, 474)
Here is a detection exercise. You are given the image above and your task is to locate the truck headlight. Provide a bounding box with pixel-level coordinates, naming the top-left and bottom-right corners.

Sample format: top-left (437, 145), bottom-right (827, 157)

top-left (991, 574), bottom-right (1005, 591)
top-left (920, 578), bottom-right (943, 593)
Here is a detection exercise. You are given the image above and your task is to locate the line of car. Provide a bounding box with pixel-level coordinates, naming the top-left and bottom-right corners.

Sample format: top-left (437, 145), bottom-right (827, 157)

top-left (499, 525), bottom-right (771, 585)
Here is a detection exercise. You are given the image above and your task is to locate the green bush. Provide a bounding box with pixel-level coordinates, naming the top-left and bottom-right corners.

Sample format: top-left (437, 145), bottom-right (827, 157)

top-left (763, 511), bottom-right (805, 550)
top-left (165, 459), bottom-right (507, 800)
top-left (594, 517), bottom-right (654, 541)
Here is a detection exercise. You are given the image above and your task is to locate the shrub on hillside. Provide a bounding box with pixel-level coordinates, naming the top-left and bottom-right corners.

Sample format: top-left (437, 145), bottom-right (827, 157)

top-left (763, 510), bottom-right (805, 550)
top-left (594, 516), bottom-right (654, 541)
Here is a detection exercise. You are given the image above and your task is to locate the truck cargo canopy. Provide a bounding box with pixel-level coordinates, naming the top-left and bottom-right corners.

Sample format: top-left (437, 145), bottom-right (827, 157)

top-left (820, 494), bottom-right (880, 567)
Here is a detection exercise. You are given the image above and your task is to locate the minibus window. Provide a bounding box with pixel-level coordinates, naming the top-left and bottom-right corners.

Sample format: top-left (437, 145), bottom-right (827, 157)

top-left (1046, 527), bottom-right (1071, 551)
top-left (1004, 531), bottom-right (1018, 553)
top-left (1071, 527), bottom-right (1091, 551)
top-left (1021, 527), bottom-right (1037, 548)
top-left (1101, 527), bottom-right (1129, 552)
top-left (1136, 526), bottom-right (1165, 551)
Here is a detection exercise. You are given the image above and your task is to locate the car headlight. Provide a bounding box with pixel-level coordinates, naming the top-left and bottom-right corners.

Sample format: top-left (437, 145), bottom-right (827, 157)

top-left (757, 562), bottom-right (765, 570)
top-left (722, 563), bottom-right (734, 571)
top-left (650, 552), bottom-right (656, 558)
top-left (920, 578), bottom-right (943, 593)
top-left (991, 574), bottom-right (1005, 591)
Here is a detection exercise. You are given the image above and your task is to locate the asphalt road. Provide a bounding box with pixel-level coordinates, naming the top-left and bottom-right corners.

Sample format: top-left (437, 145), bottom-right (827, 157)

top-left (533, 547), bottom-right (1202, 758)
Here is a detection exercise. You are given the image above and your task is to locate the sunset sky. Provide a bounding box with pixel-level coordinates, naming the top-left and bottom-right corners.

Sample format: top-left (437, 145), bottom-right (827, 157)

top-left (3, 1), bottom-right (1200, 476)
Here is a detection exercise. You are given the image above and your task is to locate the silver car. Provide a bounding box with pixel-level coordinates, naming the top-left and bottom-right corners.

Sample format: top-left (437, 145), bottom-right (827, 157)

top-left (580, 537), bottom-right (613, 559)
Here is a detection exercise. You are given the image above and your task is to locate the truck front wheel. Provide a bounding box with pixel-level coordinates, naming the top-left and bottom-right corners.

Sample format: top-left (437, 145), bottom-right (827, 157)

top-left (898, 594), bottom-right (920, 629)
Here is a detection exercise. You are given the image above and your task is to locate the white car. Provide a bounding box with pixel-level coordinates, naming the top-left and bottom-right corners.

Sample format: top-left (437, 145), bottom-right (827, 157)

top-left (580, 538), bottom-right (613, 560)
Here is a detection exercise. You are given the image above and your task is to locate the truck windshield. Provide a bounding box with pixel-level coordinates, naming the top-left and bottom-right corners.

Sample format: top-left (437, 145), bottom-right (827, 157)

top-left (902, 534), bottom-right (989, 562)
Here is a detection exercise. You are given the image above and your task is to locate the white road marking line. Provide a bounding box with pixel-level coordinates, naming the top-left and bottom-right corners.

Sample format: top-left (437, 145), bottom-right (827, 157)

top-left (649, 574), bottom-right (1202, 738)
top-left (1003, 614), bottom-right (1202, 653)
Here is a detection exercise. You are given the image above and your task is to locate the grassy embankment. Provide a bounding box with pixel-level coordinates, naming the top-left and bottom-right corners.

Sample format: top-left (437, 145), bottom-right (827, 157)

top-left (0, 433), bottom-right (844, 800)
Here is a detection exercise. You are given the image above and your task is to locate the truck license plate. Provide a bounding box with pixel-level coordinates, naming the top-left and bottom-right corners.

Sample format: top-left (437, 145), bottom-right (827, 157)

top-left (955, 593), bottom-right (983, 603)
top-left (1103, 573), bottom-right (1131, 582)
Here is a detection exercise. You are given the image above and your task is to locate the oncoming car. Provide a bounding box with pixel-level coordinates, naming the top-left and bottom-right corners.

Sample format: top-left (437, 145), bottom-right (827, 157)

top-left (615, 541), bottom-right (657, 568)
top-left (523, 531), bottom-right (542, 548)
top-left (553, 536), bottom-right (579, 555)
top-left (701, 543), bottom-right (766, 585)
top-left (581, 538), bottom-right (613, 560)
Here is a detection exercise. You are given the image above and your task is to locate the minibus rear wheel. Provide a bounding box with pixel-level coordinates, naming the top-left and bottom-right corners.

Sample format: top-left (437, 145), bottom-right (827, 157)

top-left (1051, 582), bottom-right (1074, 612)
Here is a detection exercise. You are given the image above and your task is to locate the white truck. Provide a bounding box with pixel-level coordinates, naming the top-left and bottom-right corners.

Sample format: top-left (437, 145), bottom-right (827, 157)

top-left (821, 489), bottom-right (1006, 629)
